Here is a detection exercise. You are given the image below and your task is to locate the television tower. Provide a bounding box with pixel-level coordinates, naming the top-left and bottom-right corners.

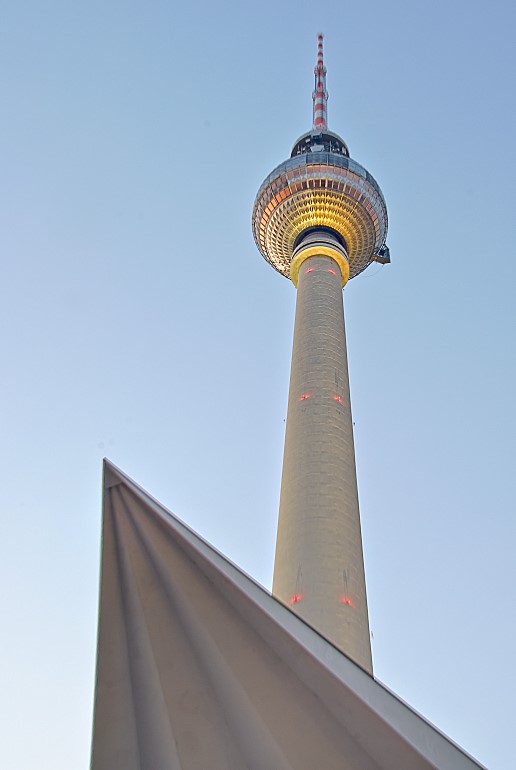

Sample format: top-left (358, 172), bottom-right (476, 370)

top-left (252, 34), bottom-right (389, 673)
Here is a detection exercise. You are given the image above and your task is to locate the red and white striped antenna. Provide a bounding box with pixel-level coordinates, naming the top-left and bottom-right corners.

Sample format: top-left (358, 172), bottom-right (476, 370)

top-left (313, 33), bottom-right (328, 131)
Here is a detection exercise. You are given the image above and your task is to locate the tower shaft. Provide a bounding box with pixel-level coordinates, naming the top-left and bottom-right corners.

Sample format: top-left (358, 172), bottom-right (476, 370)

top-left (272, 247), bottom-right (372, 673)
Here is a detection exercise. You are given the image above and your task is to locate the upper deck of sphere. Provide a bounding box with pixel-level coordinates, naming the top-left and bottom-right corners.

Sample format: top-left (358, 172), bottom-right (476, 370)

top-left (252, 36), bottom-right (389, 282)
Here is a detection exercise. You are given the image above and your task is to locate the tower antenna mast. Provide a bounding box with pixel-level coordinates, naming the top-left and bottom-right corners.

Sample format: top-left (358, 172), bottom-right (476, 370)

top-left (313, 33), bottom-right (328, 131)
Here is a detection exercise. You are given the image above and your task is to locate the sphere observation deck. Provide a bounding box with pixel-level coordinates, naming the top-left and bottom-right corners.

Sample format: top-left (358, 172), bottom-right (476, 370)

top-left (252, 130), bottom-right (389, 282)
top-left (252, 36), bottom-right (389, 282)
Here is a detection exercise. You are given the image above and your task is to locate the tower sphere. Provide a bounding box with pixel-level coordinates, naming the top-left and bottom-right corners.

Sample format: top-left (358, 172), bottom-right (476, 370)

top-left (252, 42), bottom-right (389, 282)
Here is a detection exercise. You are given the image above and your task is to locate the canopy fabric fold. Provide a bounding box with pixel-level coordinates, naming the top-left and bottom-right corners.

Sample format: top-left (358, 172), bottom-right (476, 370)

top-left (91, 460), bottom-right (484, 770)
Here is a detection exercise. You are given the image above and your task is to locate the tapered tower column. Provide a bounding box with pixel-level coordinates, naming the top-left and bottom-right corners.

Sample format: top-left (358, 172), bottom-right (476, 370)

top-left (252, 34), bottom-right (389, 675)
top-left (272, 234), bottom-right (372, 672)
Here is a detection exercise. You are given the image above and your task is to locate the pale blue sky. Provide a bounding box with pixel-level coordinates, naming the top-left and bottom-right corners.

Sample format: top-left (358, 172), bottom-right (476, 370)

top-left (1, 1), bottom-right (515, 768)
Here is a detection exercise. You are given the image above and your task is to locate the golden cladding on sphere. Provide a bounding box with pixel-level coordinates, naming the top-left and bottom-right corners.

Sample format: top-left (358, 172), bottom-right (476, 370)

top-left (252, 153), bottom-right (388, 282)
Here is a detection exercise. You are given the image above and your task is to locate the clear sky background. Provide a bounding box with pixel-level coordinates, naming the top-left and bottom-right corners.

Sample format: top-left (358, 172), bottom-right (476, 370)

top-left (1, 1), bottom-right (515, 768)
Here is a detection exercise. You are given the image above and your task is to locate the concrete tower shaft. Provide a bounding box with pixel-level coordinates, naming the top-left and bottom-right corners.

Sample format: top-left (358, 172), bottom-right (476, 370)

top-left (272, 234), bottom-right (372, 672)
top-left (252, 35), bottom-right (388, 671)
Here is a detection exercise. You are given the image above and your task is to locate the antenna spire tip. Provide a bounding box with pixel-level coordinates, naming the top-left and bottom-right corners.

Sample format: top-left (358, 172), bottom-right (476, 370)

top-left (313, 33), bottom-right (328, 131)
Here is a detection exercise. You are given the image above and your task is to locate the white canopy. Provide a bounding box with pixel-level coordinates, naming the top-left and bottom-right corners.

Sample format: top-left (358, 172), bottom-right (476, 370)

top-left (91, 460), bottom-right (485, 770)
